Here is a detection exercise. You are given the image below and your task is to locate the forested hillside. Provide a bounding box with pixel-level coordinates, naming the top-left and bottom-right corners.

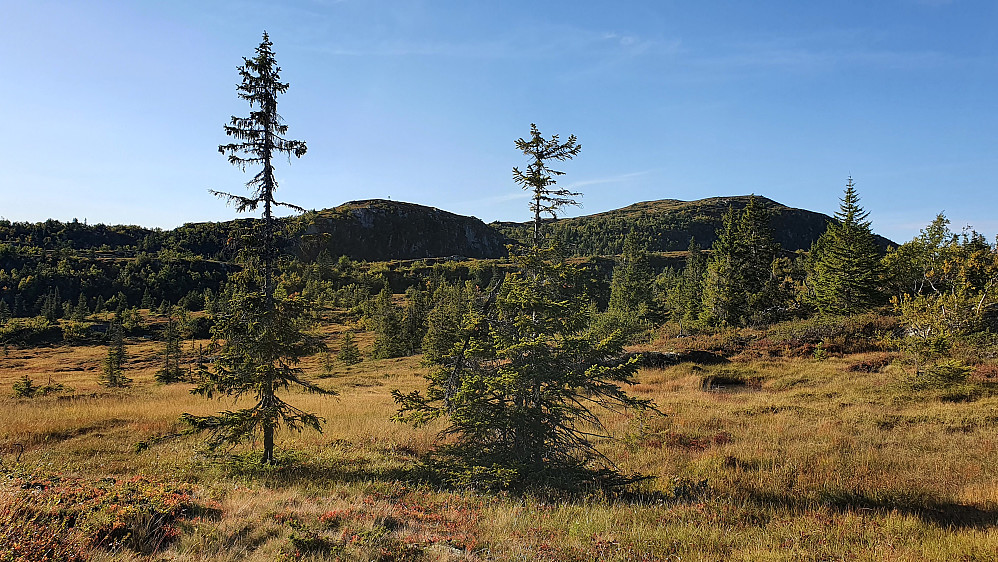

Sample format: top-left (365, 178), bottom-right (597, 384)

top-left (494, 195), bottom-right (895, 255)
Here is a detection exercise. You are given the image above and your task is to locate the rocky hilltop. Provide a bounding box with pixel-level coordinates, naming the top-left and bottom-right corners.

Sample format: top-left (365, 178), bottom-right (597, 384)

top-left (298, 199), bottom-right (511, 261)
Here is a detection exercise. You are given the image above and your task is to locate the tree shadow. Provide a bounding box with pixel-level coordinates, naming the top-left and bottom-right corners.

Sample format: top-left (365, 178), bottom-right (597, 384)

top-left (221, 450), bottom-right (434, 490)
top-left (746, 488), bottom-right (998, 530)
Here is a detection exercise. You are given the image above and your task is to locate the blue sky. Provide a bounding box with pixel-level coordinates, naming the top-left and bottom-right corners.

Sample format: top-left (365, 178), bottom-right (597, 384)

top-left (1, 0), bottom-right (995, 243)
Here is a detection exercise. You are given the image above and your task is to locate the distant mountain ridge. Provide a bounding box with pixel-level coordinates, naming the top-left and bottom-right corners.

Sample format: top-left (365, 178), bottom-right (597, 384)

top-left (0, 196), bottom-right (894, 262)
top-left (493, 195), bottom-right (894, 255)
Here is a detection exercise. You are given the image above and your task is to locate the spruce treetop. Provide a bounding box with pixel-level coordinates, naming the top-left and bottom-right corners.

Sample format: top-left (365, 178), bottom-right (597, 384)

top-left (512, 124), bottom-right (582, 246)
top-left (835, 177), bottom-right (871, 230)
top-left (215, 31), bottom-right (307, 217)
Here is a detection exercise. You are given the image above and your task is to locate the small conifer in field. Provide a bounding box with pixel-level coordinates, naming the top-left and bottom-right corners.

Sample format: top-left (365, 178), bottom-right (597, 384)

top-left (395, 125), bottom-right (655, 492)
top-left (156, 307), bottom-right (184, 384)
top-left (99, 317), bottom-right (131, 388)
top-left (336, 332), bottom-right (362, 365)
top-left (12, 374), bottom-right (38, 398)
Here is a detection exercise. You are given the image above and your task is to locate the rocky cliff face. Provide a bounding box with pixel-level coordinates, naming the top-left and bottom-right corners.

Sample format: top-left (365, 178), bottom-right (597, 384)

top-left (299, 199), bottom-right (511, 261)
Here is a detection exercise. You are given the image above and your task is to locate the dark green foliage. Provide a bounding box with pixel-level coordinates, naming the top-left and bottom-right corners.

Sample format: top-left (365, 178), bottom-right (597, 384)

top-left (394, 247), bottom-right (654, 492)
top-left (12, 373), bottom-right (66, 398)
top-left (71, 293), bottom-right (89, 321)
top-left (400, 285), bottom-right (432, 355)
top-left (99, 317), bottom-right (131, 388)
top-left (395, 126), bottom-right (656, 491)
top-left (513, 124), bottom-right (582, 246)
top-left (39, 287), bottom-right (61, 323)
top-left (156, 307), bottom-right (184, 384)
top-left (367, 284), bottom-right (431, 359)
top-left (12, 374), bottom-right (38, 398)
top-left (592, 232), bottom-right (656, 341)
top-left (421, 281), bottom-right (473, 364)
top-left (608, 232), bottom-right (655, 315)
top-left (0, 298), bottom-right (9, 324)
top-left (701, 196), bottom-right (784, 325)
top-left (809, 178), bottom-right (883, 315)
top-left (664, 239), bottom-right (707, 333)
top-left (336, 331), bottom-right (362, 365)
top-left (367, 284), bottom-right (406, 359)
top-left (182, 284), bottom-right (332, 457)
top-left (184, 32), bottom-right (327, 465)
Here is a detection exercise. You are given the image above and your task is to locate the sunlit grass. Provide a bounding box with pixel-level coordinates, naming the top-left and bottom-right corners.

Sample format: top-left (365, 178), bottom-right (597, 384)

top-left (3, 328), bottom-right (998, 560)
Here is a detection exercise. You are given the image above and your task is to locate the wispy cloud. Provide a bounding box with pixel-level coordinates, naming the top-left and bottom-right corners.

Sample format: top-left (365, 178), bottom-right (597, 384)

top-left (455, 190), bottom-right (531, 208)
top-left (455, 171), bottom-right (651, 210)
top-left (305, 24), bottom-right (681, 61)
top-left (692, 46), bottom-right (955, 71)
top-left (564, 170), bottom-right (652, 191)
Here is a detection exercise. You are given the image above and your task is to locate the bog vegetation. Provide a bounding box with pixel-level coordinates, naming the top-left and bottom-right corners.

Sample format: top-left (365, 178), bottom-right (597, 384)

top-left (3, 32), bottom-right (998, 561)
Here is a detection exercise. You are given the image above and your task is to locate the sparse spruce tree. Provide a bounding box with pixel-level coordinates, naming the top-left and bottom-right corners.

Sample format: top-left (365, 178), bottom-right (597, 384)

top-left (72, 293), bottom-right (89, 321)
top-left (0, 298), bottom-right (10, 325)
top-left (701, 206), bottom-right (742, 325)
top-left (40, 288), bottom-right (61, 323)
top-left (593, 232), bottom-right (654, 341)
top-left (182, 32), bottom-right (330, 465)
top-left (99, 316), bottom-right (131, 388)
top-left (421, 281), bottom-right (472, 364)
top-left (13, 295), bottom-right (25, 318)
top-left (156, 307), bottom-right (184, 384)
top-left (809, 178), bottom-right (883, 315)
top-left (368, 284), bottom-right (407, 359)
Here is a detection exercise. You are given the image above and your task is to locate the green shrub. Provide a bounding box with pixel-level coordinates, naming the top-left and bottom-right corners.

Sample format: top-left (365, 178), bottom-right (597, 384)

top-left (909, 360), bottom-right (972, 390)
top-left (12, 374), bottom-right (38, 398)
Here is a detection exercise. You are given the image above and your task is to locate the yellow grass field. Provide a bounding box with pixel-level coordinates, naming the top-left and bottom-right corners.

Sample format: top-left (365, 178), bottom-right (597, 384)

top-left (3, 322), bottom-right (998, 560)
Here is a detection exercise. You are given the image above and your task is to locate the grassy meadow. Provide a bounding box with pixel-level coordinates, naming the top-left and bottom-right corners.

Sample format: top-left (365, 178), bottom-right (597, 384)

top-left (3, 312), bottom-right (998, 561)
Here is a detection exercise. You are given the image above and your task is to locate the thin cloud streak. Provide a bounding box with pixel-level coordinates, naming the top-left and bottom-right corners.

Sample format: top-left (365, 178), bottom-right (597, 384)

top-left (564, 170), bottom-right (652, 190)
top-left (455, 171), bottom-right (651, 210)
top-left (305, 26), bottom-right (681, 60)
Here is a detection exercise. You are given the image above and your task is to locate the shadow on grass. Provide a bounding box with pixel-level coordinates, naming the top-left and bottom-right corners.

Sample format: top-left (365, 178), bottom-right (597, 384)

top-left (220, 450), bottom-right (432, 490)
top-left (216, 448), bottom-right (671, 504)
top-left (747, 487), bottom-right (998, 530)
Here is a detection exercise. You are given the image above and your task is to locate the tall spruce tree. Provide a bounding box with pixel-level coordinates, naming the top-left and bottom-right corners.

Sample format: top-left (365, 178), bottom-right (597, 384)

top-left (810, 178), bottom-right (882, 315)
top-left (182, 32), bottom-right (330, 465)
top-left (394, 127), bottom-right (653, 491)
